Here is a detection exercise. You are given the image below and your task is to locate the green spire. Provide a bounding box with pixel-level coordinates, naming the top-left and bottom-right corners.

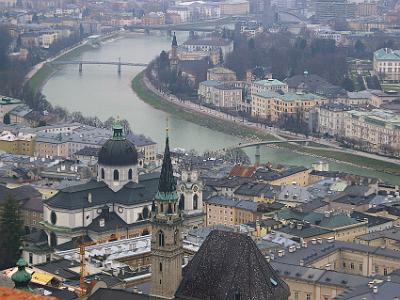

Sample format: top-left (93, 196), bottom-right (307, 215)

top-left (11, 258), bottom-right (32, 292)
top-left (155, 130), bottom-right (178, 202)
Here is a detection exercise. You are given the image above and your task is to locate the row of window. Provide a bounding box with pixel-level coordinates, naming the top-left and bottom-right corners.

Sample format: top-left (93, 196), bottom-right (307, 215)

top-left (100, 168), bottom-right (134, 181)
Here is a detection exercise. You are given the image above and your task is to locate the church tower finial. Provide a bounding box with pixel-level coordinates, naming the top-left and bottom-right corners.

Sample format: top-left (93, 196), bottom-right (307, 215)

top-left (170, 32), bottom-right (178, 71)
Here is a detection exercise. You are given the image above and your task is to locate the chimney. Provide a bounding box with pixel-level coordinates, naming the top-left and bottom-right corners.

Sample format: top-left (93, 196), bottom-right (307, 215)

top-left (387, 276), bottom-right (391, 282)
top-left (99, 218), bottom-right (105, 227)
top-left (88, 192), bottom-right (92, 203)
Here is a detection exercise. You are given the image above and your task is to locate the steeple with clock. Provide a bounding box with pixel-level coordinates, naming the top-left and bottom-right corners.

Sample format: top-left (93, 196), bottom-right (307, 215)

top-left (150, 130), bottom-right (183, 299)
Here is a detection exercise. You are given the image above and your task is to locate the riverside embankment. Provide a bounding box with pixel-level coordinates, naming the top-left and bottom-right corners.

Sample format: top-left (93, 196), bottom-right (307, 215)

top-left (132, 70), bottom-right (400, 181)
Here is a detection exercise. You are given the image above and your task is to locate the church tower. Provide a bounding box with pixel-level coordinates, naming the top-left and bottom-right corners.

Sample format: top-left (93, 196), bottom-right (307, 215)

top-left (150, 131), bottom-right (183, 299)
top-left (170, 32), bottom-right (178, 71)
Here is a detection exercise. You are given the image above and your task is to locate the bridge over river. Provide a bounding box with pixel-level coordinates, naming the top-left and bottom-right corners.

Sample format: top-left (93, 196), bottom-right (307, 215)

top-left (51, 60), bottom-right (148, 73)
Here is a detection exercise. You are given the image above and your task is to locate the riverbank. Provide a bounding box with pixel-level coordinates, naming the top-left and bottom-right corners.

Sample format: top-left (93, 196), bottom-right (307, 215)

top-left (26, 31), bottom-right (119, 93)
top-left (132, 71), bottom-right (278, 142)
top-left (132, 71), bottom-right (400, 176)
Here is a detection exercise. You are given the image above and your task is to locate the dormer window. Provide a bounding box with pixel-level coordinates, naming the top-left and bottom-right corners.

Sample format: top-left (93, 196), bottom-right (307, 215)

top-left (113, 169), bottom-right (119, 181)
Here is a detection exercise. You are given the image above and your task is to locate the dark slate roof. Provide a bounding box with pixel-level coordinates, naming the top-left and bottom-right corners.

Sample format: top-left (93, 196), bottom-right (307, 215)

top-left (30, 282), bottom-right (78, 300)
top-left (252, 166), bottom-right (308, 181)
top-left (350, 211), bottom-right (392, 228)
top-left (204, 176), bottom-right (253, 189)
top-left (21, 197), bottom-right (43, 212)
top-left (285, 73), bottom-right (346, 98)
top-left (98, 138), bottom-right (138, 166)
top-left (175, 230), bottom-right (290, 300)
top-left (75, 147), bottom-right (100, 157)
top-left (35, 259), bottom-right (80, 280)
top-left (356, 228), bottom-right (400, 242)
top-left (334, 281), bottom-right (400, 300)
top-left (0, 184), bottom-right (41, 203)
top-left (234, 182), bottom-right (280, 198)
top-left (55, 235), bottom-right (93, 252)
top-left (88, 288), bottom-right (154, 300)
top-left (45, 174), bottom-right (160, 210)
top-left (126, 133), bottom-right (156, 147)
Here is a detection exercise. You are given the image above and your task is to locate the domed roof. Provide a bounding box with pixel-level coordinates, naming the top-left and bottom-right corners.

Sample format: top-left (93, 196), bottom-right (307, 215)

top-left (98, 124), bottom-right (138, 166)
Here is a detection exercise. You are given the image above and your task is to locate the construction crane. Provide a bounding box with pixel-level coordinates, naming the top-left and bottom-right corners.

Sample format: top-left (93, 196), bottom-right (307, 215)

top-left (78, 227), bottom-right (124, 296)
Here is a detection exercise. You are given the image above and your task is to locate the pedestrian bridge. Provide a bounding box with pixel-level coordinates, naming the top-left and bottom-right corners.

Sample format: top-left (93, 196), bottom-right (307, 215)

top-left (51, 60), bottom-right (148, 73)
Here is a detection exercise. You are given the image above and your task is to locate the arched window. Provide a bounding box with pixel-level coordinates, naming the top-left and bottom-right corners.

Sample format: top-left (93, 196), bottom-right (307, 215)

top-left (142, 206), bottom-right (149, 219)
top-left (159, 262), bottom-right (163, 272)
top-left (128, 169), bottom-right (133, 180)
top-left (101, 168), bottom-right (105, 179)
top-left (50, 211), bottom-right (57, 225)
top-left (158, 230), bottom-right (165, 247)
top-left (193, 194), bottom-right (198, 210)
top-left (141, 229), bottom-right (150, 236)
top-left (113, 169), bottom-right (119, 181)
top-left (167, 203), bottom-right (173, 214)
top-left (50, 232), bottom-right (57, 247)
top-left (174, 229), bottom-right (179, 245)
top-left (179, 194), bottom-right (185, 210)
top-left (234, 289), bottom-right (241, 300)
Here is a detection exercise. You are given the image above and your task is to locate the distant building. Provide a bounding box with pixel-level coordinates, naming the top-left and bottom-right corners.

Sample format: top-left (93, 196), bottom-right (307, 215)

top-left (0, 96), bottom-right (23, 123)
top-left (315, 0), bottom-right (355, 23)
top-left (220, 0), bottom-right (250, 15)
top-left (142, 12), bottom-right (165, 25)
top-left (0, 131), bottom-right (35, 156)
top-left (373, 48), bottom-right (400, 83)
top-left (343, 109), bottom-right (400, 155)
top-left (182, 38), bottom-right (234, 60)
top-left (207, 67), bottom-right (237, 81)
top-left (198, 80), bottom-right (243, 108)
top-left (317, 103), bottom-right (351, 137)
top-left (251, 78), bottom-right (288, 94)
top-left (251, 89), bottom-right (327, 122)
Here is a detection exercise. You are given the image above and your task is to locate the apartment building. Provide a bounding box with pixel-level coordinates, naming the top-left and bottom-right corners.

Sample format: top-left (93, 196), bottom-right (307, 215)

top-left (251, 78), bottom-right (288, 95)
top-left (251, 90), bottom-right (326, 122)
top-left (198, 80), bottom-right (243, 108)
top-left (207, 67), bottom-right (237, 81)
top-left (219, 0), bottom-right (249, 15)
top-left (373, 48), bottom-right (400, 83)
top-left (343, 109), bottom-right (400, 154)
top-left (0, 131), bottom-right (35, 156)
top-left (204, 196), bottom-right (263, 227)
top-left (317, 103), bottom-right (351, 137)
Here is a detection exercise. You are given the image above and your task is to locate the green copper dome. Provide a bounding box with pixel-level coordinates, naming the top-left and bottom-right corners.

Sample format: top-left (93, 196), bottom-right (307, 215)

top-left (11, 258), bottom-right (32, 292)
top-left (98, 124), bottom-right (138, 166)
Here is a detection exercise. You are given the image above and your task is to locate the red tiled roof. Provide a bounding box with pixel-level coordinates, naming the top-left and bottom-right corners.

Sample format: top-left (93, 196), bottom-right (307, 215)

top-left (229, 165), bottom-right (256, 177)
top-left (0, 287), bottom-right (57, 300)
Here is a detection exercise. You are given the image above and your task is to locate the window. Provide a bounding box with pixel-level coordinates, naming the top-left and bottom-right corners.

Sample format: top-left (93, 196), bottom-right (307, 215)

top-left (350, 263), bottom-right (354, 269)
top-left (306, 293), bottom-right (311, 300)
top-left (50, 211), bottom-right (57, 225)
top-left (128, 169), bottom-right (133, 180)
top-left (29, 253), bottom-right (33, 264)
top-left (342, 262), bottom-right (346, 268)
top-left (375, 266), bottom-right (379, 274)
top-left (158, 230), bottom-right (165, 247)
top-left (179, 194), bottom-right (185, 210)
top-left (193, 194), bottom-right (198, 210)
top-left (101, 168), bottom-right (105, 179)
top-left (113, 169), bottom-right (119, 181)
top-left (359, 264), bottom-right (363, 271)
top-left (384, 268), bottom-right (388, 276)
top-left (159, 262), bottom-right (162, 272)
top-left (294, 292), bottom-right (299, 300)
top-left (142, 206), bottom-right (149, 219)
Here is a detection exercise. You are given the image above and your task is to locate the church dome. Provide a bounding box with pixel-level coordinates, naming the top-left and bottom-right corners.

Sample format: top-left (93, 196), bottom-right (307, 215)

top-left (98, 124), bottom-right (138, 166)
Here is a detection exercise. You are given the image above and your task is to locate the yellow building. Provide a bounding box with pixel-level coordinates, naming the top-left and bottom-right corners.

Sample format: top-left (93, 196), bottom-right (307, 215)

top-left (0, 131), bottom-right (35, 156)
top-left (251, 90), bottom-right (327, 122)
top-left (220, 0), bottom-right (249, 15)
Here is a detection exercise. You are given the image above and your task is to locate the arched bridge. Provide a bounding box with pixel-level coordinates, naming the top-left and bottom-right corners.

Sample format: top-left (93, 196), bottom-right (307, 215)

top-left (228, 139), bottom-right (310, 165)
top-left (236, 139), bottom-right (310, 149)
top-left (51, 60), bottom-right (148, 74)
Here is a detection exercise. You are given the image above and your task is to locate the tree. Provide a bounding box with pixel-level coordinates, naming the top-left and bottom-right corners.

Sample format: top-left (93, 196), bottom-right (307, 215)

top-left (354, 40), bottom-right (366, 57)
top-left (341, 77), bottom-right (355, 92)
top-left (0, 194), bottom-right (23, 269)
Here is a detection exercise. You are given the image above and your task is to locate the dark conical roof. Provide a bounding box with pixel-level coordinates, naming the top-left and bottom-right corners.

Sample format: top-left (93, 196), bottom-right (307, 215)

top-left (172, 32), bottom-right (178, 47)
top-left (176, 230), bottom-right (290, 300)
top-left (155, 135), bottom-right (178, 201)
top-left (98, 124), bottom-right (138, 166)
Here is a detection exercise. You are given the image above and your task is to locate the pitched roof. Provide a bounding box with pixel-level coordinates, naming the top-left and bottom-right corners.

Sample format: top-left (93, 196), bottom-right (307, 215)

top-left (229, 165), bottom-right (256, 177)
top-left (175, 230), bottom-right (290, 300)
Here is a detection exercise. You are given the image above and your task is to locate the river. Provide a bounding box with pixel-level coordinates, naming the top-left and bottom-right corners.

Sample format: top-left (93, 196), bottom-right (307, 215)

top-left (42, 33), bottom-right (399, 184)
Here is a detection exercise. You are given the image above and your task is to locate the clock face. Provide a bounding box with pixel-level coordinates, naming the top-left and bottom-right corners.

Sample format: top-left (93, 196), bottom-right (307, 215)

top-left (193, 185), bottom-right (199, 192)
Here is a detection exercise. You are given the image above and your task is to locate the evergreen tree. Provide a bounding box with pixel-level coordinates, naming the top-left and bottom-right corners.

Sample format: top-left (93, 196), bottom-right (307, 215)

top-left (0, 194), bottom-right (23, 269)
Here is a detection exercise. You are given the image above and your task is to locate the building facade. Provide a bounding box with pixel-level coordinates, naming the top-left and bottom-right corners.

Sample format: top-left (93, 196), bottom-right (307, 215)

top-left (373, 48), bottom-right (400, 83)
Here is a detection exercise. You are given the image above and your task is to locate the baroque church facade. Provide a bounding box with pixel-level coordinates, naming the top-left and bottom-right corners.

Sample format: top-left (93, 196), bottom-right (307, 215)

top-left (40, 124), bottom-right (203, 248)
